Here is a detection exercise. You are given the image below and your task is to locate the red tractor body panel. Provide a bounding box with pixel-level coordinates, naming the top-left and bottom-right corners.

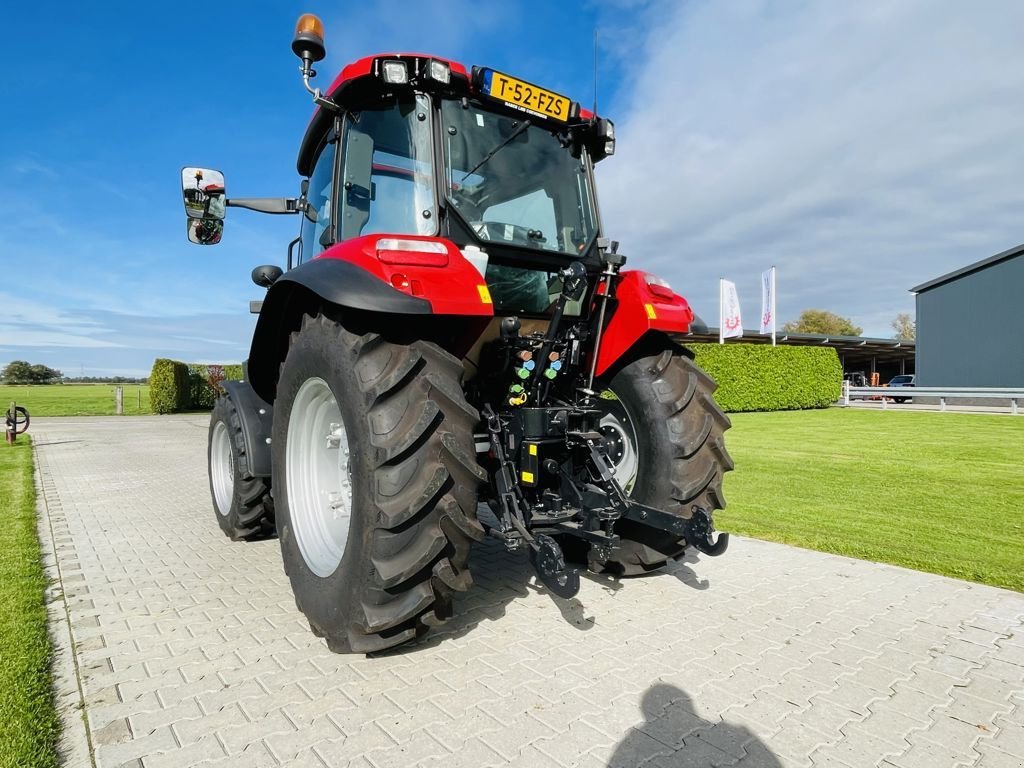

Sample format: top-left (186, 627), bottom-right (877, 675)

top-left (594, 270), bottom-right (695, 377)
top-left (314, 234), bottom-right (494, 316)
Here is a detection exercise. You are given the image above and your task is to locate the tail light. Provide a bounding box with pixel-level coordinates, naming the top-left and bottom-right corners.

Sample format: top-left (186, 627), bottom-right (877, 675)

top-left (645, 275), bottom-right (675, 301)
top-left (376, 238), bottom-right (449, 267)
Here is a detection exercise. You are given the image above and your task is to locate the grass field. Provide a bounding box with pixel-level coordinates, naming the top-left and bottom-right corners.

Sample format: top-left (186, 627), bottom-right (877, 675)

top-left (1, 383), bottom-right (151, 416)
top-left (719, 408), bottom-right (1024, 592)
top-left (0, 438), bottom-right (59, 768)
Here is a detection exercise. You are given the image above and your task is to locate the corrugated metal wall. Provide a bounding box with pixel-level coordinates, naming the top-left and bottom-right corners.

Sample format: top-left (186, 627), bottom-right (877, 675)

top-left (916, 254), bottom-right (1024, 386)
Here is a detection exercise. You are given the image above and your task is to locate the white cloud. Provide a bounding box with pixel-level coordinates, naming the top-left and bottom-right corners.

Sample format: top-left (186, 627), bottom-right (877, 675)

top-left (0, 327), bottom-right (122, 348)
top-left (599, 0), bottom-right (1024, 334)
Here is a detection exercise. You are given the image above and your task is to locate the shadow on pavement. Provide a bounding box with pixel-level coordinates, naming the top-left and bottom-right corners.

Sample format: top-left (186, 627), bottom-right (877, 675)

top-left (608, 683), bottom-right (782, 767)
top-left (391, 531), bottom-right (715, 655)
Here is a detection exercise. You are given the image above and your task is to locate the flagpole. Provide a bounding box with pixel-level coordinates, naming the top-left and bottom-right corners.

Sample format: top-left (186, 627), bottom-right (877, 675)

top-left (771, 266), bottom-right (777, 347)
top-left (718, 278), bottom-right (724, 344)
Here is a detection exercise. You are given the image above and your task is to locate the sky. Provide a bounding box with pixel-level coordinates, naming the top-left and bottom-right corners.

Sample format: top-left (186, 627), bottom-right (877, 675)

top-left (1, 0), bottom-right (1022, 377)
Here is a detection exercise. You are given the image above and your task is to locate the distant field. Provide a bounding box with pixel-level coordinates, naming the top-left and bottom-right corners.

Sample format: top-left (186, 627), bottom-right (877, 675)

top-left (719, 408), bottom-right (1024, 592)
top-left (0, 384), bottom-right (151, 417)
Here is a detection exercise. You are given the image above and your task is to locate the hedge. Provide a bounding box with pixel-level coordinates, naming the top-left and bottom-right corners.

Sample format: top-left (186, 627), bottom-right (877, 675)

top-left (149, 359), bottom-right (190, 414)
top-left (151, 347), bottom-right (839, 415)
top-left (689, 343), bottom-right (842, 412)
top-left (149, 359), bottom-right (244, 413)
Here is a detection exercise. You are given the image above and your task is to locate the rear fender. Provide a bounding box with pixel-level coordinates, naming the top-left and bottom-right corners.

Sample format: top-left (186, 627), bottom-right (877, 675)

top-left (247, 235), bottom-right (493, 401)
top-left (221, 380), bottom-right (273, 478)
top-left (313, 235), bottom-right (495, 315)
top-left (594, 270), bottom-right (695, 377)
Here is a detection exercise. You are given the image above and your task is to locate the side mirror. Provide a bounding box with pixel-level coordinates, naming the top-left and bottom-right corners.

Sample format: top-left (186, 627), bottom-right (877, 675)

top-left (182, 167), bottom-right (226, 245)
top-left (182, 167), bottom-right (226, 220)
top-left (187, 218), bottom-right (223, 245)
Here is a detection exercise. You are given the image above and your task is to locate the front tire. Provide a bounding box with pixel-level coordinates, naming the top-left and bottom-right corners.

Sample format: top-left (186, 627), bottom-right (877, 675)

top-left (273, 314), bottom-right (485, 653)
top-left (208, 396), bottom-right (275, 540)
top-left (593, 349), bottom-right (733, 575)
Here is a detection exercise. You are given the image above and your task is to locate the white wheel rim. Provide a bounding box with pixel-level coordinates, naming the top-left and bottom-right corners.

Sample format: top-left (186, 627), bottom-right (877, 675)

top-left (597, 392), bottom-right (639, 495)
top-left (286, 377), bottom-right (353, 578)
top-left (211, 420), bottom-right (234, 516)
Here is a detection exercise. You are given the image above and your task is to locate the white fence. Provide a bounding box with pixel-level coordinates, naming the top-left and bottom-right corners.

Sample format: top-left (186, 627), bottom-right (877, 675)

top-left (841, 382), bottom-right (1024, 414)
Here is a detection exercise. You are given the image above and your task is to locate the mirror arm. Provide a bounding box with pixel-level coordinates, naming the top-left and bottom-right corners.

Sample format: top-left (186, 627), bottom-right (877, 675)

top-left (226, 197), bottom-right (301, 215)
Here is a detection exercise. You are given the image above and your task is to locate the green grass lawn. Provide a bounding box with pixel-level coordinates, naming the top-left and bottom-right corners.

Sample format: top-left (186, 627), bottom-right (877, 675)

top-left (0, 383), bottom-right (151, 416)
top-left (719, 408), bottom-right (1024, 592)
top-left (0, 438), bottom-right (59, 768)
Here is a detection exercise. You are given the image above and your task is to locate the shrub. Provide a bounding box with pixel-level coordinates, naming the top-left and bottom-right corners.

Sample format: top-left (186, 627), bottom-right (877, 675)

top-left (186, 363), bottom-right (245, 409)
top-left (186, 365), bottom-right (218, 410)
top-left (149, 359), bottom-right (190, 414)
top-left (689, 343), bottom-right (842, 412)
top-left (150, 359), bottom-right (244, 413)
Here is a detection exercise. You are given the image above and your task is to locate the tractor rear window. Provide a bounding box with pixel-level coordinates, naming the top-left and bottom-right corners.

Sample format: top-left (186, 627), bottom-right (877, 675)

top-left (441, 99), bottom-right (597, 257)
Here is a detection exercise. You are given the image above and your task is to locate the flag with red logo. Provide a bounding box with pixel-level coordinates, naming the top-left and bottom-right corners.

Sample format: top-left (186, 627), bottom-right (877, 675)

top-left (719, 279), bottom-right (743, 341)
top-left (760, 266), bottom-right (776, 338)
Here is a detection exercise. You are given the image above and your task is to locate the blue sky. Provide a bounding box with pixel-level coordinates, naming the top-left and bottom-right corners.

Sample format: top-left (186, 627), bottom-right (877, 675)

top-left (2, 1), bottom-right (1023, 376)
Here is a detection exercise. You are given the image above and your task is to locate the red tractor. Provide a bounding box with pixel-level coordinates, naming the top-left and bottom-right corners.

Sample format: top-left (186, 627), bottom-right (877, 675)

top-left (182, 14), bottom-right (732, 653)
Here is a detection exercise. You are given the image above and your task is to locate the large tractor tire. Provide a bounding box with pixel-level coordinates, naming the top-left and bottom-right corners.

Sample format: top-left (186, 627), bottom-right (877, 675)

top-left (208, 396), bottom-right (275, 540)
top-left (272, 313), bottom-right (485, 653)
top-left (592, 349), bottom-right (733, 576)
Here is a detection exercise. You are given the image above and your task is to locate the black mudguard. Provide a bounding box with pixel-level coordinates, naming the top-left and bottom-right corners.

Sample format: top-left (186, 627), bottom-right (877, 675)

top-left (221, 380), bottom-right (274, 478)
top-left (247, 258), bottom-right (431, 401)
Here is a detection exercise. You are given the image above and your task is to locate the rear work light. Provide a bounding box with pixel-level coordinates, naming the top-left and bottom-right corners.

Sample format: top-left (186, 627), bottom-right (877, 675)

top-left (376, 238), bottom-right (449, 267)
top-left (381, 60), bottom-right (409, 84)
top-left (427, 59), bottom-right (451, 84)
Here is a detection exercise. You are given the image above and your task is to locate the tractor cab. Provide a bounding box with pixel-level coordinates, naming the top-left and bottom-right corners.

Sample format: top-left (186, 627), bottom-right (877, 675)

top-left (292, 51), bottom-right (615, 315)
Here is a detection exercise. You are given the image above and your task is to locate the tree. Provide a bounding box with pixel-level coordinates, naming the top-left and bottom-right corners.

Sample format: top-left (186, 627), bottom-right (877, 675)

top-left (1, 360), bottom-right (34, 383)
top-left (891, 312), bottom-right (916, 340)
top-left (29, 364), bottom-right (63, 384)
top-left (782, 309), bottom-right (863, 337)
top-left (1, 360), bottom-right (63, 384)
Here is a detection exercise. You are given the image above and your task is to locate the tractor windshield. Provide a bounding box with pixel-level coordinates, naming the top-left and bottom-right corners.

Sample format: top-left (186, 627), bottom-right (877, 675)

top-left (440, 99), bottom-right (598, 257)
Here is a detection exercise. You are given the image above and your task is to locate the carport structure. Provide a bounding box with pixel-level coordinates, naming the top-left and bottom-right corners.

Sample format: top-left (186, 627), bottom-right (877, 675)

top-left (688, 328), bottom-right (915, 382)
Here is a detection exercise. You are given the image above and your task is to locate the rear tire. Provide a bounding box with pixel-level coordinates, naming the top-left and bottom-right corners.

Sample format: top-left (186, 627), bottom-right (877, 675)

top-left (208, 396), bottom-right (275, 540)
top-left (593, 349), bottom-right (733, 576)
top-left (272, 314), bottom-right (485, 653)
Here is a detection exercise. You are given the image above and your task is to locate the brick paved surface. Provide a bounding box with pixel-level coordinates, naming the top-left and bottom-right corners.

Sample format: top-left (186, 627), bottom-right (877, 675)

top-left (32, 415), bottom-right (1024, 768)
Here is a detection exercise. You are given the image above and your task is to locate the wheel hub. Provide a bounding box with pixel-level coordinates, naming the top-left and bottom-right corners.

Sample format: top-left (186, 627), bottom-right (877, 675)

top-left (210, 420), bottom-right (234, 517)
top-left (596, 392), bottom-right (639, 495)
top-left (285, 377), bottom-right (353, 578)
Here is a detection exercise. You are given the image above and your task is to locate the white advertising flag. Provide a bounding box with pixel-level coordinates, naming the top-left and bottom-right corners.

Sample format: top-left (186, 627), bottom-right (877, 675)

top-left (720, 279), bottom-right (743, 341)
top-left (760, 266), bottom-right (776, 344)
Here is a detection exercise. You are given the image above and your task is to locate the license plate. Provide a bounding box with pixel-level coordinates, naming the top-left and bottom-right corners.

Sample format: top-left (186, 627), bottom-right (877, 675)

top-left (479, 69), bottom-right (572, 122)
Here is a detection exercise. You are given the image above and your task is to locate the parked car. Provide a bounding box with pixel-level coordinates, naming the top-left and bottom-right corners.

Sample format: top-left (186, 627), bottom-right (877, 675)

top-left (887, 374), bottom-right (916, 403)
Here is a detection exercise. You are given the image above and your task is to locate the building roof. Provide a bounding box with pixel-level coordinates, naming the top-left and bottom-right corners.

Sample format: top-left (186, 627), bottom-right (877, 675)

top-left (684, 329), bottom-right (915, 363)
top-left (911, 242), bottom-right (1024, 294)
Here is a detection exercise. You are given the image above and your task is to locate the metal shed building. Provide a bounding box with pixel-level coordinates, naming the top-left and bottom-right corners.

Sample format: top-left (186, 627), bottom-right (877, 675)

top-left (911, 243), bottom-right (1024, 387)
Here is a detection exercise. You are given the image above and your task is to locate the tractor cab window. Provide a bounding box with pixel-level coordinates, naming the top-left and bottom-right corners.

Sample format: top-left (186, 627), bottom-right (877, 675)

top-left (338, 94), bottom-right (435, 241)
top-left (441, 99), bottom-right (598, 257)
top-left (299, 140), bottom-right (337, 262)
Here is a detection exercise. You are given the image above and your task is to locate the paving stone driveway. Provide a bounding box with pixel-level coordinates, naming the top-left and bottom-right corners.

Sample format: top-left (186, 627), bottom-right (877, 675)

top-left (32, 415), bottom-right (1024, 768)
